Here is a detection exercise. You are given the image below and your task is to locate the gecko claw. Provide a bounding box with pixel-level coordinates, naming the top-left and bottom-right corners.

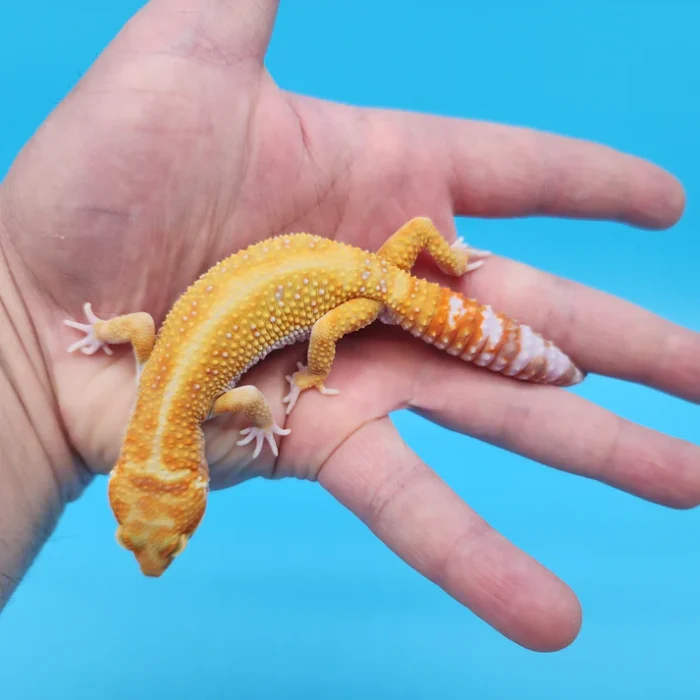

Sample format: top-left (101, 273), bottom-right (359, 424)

top-left (64, 302), bottom-right (114, 355)
top-left (237, 422), bottom-right (290, 458)
top-left (451, 236), bottom-right (491, 273)
top-left (281, 380), bottom-right (302, 415)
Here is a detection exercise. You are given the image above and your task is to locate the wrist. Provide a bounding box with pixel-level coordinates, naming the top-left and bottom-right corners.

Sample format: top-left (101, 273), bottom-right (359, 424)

top-left (0, 211), bottom-right (82, 609)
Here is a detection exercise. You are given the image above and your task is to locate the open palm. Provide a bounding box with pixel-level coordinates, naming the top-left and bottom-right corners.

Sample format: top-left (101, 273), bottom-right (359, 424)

top-left (2, 0), bottom-right (698, 652)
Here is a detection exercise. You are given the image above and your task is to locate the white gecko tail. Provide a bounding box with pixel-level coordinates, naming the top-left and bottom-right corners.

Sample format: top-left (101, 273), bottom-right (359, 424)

top-left (388, 283), bottom-right (585, 386)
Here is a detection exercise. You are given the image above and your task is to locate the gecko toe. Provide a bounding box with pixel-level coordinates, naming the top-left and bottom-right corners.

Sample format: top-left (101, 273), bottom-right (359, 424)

top-left (237, 421), bottom-right (289, 458)
top-left (64, 302), bottom-right (113, 356)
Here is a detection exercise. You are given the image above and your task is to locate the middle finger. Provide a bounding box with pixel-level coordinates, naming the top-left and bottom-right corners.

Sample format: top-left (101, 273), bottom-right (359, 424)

top-left (454, 254), bottom-right (700, 403)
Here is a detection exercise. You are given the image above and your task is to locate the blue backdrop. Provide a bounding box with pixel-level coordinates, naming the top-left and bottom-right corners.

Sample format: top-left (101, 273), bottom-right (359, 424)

top-left (1, 2), bottom-right (698, 698)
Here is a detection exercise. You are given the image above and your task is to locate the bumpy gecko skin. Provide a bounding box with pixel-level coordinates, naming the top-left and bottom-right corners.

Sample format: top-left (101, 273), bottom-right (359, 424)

top-left (64, 217), bottom-right (584, 576)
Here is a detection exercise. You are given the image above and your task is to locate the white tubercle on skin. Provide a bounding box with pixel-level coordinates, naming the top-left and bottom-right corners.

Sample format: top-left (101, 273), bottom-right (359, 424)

top-left (474, 351), bottom-right (494, 367)
top-left (378, 308), bottom-right (398, 325)
top-left (221, 327), bottom-right (311, 394)
top-left (446, 296), bottom-right (465, 328)
top-left (490, 354), bottom-right (509, 372)
top-left (461, 334), bottom-right (485, 360)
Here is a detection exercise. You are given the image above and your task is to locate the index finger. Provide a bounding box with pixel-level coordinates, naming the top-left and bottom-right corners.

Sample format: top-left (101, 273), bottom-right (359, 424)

top-left (439, 118), bottom-right (685, 229)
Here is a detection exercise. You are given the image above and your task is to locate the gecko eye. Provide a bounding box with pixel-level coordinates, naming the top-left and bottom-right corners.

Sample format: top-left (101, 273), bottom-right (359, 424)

top-left (115, 526), bottom-right (130, 550)
top-left (172, 535), bottom-right (188, 557)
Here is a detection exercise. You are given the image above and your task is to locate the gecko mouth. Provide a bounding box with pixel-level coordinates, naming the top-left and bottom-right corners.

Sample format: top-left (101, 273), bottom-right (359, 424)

top-left (135, 551), bottom-right (173, 577)
top-left (135, 534), bottom-right (189, 576)
top-left (116, 525), bottom-right (189, 577)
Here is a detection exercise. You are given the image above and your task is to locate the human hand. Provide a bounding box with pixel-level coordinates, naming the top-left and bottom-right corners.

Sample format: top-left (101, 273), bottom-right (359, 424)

top-left (1, 0), bottom-right (698, 651)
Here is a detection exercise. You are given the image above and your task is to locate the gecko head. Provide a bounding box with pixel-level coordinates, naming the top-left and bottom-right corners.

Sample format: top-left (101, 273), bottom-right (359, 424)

top-left (115, 524), bottom-right (191, 577)
top-left (108, 464), bottom-right (208, 577)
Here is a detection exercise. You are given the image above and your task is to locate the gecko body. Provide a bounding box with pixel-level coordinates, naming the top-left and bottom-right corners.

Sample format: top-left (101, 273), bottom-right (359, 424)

top-left (65, 218), bottom-right (584, 576)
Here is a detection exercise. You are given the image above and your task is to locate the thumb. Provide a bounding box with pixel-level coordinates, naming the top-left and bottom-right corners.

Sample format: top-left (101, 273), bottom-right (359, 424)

top-left (123, 0), bottom-right (280, 65)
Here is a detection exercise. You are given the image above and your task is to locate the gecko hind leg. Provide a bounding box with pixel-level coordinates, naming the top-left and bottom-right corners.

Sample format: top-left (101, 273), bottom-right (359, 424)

top-left (283, 361), bottom-right (340, 416)
top-left (210, 385), bottom-right (290, 459)
top-left (64, 302), bottom-right (156, 379)
top-left (283, 298), bottom-right (382, 415)
top-left (378, 216), bottom-right (490, 275)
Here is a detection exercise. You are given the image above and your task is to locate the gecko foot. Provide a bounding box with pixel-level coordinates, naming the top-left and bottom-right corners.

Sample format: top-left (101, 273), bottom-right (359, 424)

top-left (237, 421), bottom-right (290, 459)
top-left (63, 302), bottom-right (114, 355)
top-left (282, 362), bottom-right (340, 415)
top-left (450, 237), bottom-right (491, 273)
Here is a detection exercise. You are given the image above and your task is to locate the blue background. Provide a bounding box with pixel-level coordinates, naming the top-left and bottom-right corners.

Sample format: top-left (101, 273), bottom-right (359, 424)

top-left (1, 1), bottom-right (698, 698)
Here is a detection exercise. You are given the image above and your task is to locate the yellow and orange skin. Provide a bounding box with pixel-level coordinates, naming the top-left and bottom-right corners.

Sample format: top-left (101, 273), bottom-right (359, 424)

top-left (73, 218), bottom-right (584, 576)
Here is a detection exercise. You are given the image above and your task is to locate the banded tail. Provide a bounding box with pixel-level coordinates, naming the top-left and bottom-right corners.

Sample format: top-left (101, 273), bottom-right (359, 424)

top-left (384, 279), bottom-right (584, 386)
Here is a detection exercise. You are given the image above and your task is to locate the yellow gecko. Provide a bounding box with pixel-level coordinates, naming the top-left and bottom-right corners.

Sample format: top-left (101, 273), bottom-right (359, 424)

top-left (64, 217), bottom-right (584, 576)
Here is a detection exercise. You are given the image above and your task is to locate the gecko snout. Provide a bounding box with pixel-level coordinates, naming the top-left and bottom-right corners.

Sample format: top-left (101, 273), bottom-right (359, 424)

top-left (116, 524), bottom-right (189, 577)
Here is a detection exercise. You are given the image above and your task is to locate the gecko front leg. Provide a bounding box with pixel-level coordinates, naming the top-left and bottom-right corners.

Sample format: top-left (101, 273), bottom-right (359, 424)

top-left (210, 385), bottom-right (290, 459)
top-left (64, 302), bottom-right (156, 379)
top-left (283, 298), bottom-right (382, 414)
